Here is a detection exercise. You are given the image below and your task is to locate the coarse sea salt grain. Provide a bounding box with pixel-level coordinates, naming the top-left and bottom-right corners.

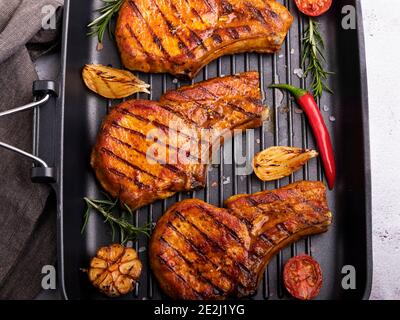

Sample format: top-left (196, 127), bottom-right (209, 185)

top-left (293, 68), bottom-right (304, 78)
top-left (138, 246), bottom-right (146, 253)
top-left (291, 48), bottom-right (295, 55)
top-left (278, 54), bottom-right (284, 59)
top-left (222, 176), bottom-right (231, 185)
top-left (172, 78), bottom-right (178, 84)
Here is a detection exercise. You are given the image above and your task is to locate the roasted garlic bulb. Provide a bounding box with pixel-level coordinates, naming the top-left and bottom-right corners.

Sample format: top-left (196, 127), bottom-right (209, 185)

top-left (82, 64), bottom-right (150, 99)
top-left (88, 244), bottom-right (142, 297)
top-left (253, 146), bottom-right (318, 181)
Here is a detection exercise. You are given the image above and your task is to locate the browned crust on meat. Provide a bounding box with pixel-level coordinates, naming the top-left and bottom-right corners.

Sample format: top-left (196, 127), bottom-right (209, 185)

top-left (149, 181), bottom-right (332, 299)
top-left (115, 0), bottom-right (293, 78)
top-left (91, 72), bottom-right (264, 210)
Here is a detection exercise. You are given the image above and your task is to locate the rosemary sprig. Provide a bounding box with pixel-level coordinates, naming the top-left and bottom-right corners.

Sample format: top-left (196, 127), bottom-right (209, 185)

top-left (82, 197), bottom-right (151, 244)
top-left (87, 0), bottom-right (124, 44)
top-left (302, 18), bottom-right (334, 99)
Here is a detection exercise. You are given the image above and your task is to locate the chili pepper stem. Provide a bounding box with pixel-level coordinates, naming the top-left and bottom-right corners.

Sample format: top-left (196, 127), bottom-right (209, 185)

top-left (269, 84), bottom-right (307, 100)
top-left (269, 83), bottom-right (336, 190)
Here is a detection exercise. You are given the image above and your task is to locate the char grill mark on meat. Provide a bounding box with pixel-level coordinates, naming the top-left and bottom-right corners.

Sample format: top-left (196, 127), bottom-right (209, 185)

top-left (100, 133), bottom-right (191, 182)
top-left (106, 121), bottom-right (196, 180)
top-left (165, 219), bottom-right (246, 286)
top-left (150, 0), bottom-right (196, 60)
top-left (159, 237), bottom-right (227, 295)
top-left (91, 72), bottom-right (264, 211)
top-left (164, 222), bottom-right (235, 287)
top-left (168, 0), bottom-right (208, 52)
top-left (172, 209), bottom-right (254, 281)
top-left (164, 89), bottom-right (225, 124)
top-left (160, 203), bottom-right (255, 297)
top-left (149, 181), bottom-right (333, 299)
top-left (127, 0), bottom-right (171, 59)
top-left (114, 106), bottom-right (210, 148)
top-left (116, 0), bottom-right (293, 78)
top-left (194, 85), bottom-right (258, 119)
top-left (100, 147), bottom-right (161, 181)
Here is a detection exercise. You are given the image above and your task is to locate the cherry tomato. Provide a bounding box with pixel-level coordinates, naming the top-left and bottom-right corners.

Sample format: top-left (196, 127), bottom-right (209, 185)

top-left (294, 0), bottom-right (333, 17)
top-left (283, 255), bottom-right (323, 300)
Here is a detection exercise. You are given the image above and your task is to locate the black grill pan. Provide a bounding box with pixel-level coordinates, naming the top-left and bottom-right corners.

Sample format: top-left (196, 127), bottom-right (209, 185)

top-left (52, 0), bottom-right (372, 299)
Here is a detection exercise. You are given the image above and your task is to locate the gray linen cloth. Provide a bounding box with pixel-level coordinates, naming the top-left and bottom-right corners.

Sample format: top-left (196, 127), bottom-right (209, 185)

top-left (0, 0), bottom-right (63, 299)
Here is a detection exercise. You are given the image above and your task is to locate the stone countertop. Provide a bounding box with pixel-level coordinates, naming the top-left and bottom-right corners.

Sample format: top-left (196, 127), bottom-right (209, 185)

top-left (35, 0), bottom-right (400, 300)
top-left (363, 0), bottom-right (400, 300)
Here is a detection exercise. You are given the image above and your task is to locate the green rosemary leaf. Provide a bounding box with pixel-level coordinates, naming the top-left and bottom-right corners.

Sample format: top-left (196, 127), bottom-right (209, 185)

top-left (81, 205), bottom-right (91, 234)
top-left (89, 198), bottom-right (115, 206)
top-left (87, 0), bottom-right (124, 44)
top-left (302, 18), bottom-right (334, 99)
top-left (110, 221), bottom-right (116, 241)
top-left (100, 191), bottom-right (115, 202)
top-left (123, 203), bottom-right (133, 215)
top-left (82, 196), bottom-right (151, 244)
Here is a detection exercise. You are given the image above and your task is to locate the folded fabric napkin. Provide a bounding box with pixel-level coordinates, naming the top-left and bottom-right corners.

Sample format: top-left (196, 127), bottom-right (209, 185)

top-left (0, 0), bottom-right (63, 299)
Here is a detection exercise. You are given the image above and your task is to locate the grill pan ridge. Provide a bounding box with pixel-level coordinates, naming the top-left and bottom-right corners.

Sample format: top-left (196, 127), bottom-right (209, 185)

top-left (56, 0), bottom-right (372, 300)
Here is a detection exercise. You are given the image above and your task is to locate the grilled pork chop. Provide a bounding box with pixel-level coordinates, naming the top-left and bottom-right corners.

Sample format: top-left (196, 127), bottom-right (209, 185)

top-left (91, 72), bottom-right (266, 210)
top-left (116, 0), bottom-right (293, 78)
top-left (149, 181), bottom-right (332, 299)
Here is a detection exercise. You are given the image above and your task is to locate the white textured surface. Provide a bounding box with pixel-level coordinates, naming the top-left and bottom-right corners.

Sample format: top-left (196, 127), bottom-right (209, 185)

top-left (363, 0), bottom-right (400, 300)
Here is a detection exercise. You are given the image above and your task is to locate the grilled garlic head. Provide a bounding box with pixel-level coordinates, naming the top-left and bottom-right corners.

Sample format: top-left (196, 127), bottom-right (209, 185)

top-left (82, 64), bottom-right (150, 99)
top-left (253, 146), bottom-right (318, 181)
top-left (88, 244), bottom-right (142, 297)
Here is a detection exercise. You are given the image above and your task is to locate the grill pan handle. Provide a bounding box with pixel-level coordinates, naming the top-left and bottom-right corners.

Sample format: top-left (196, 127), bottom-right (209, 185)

top-left (0, 80), bottom-right (58, 184)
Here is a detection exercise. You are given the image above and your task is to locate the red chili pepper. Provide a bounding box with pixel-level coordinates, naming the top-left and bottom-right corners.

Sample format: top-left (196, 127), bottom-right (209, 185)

top-left (269, 84), bottom-right (336, 190)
